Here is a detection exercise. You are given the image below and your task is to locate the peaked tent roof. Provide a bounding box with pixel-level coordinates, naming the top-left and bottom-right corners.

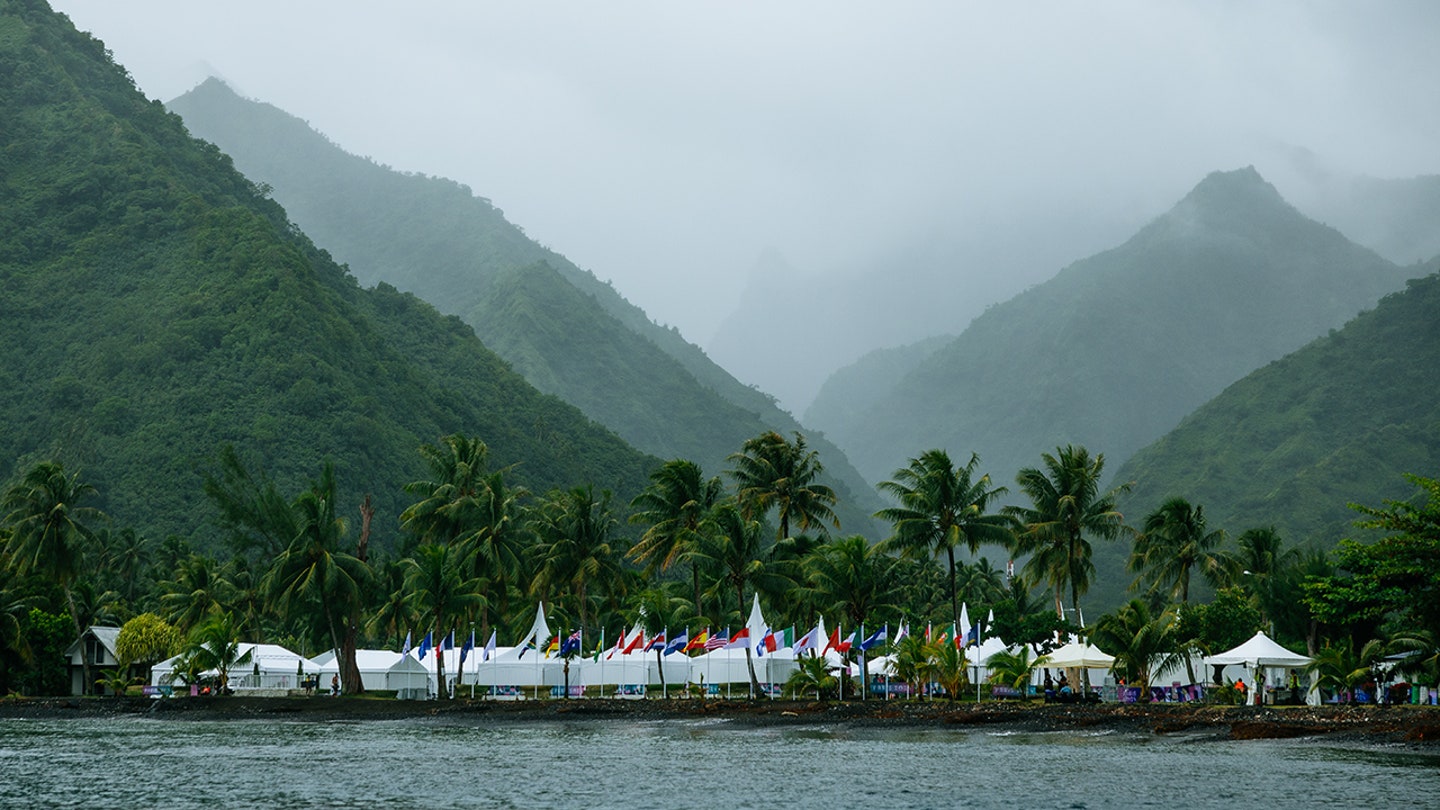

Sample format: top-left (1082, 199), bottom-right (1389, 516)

top-left (1203, 631), bottom-right (1311, 667)
top-left (1043, 641), bottom-right (1116, 669)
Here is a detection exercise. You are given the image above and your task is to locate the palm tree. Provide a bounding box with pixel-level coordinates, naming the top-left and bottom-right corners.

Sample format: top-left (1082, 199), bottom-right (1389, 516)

top-left (1129, 497), bottom-right (1229, 604)
top-left (877, 450), bottom-right (1014, 630)
top-left (400, 435), bottom-right (493, 547)
top-left (628, 459), bottom-right (723, 615)
top-left (696, 502), bottom-right (792, 695)
top-left (366, 556), bottom-right (416, 651)
top-left (404, 543), bottom-right (485, 698)
top-left (986, 647), bottom-right (1042, 699)
top-left (2, 461), bottom-right (103, 693)
top-left (785, 654), bottom-right (838, 700)
top-left (157, 553), bottom-right (235, 633)
top-left (1092, 600), bottom-right (1185, 701)
top-left (529, 486), bottom-right (627, 635)
top-left (802, 535), bottom-right (900, 697)
top-left (923, 638), bottom-right (968, 702)
top-left (263, 463), bottom-right (371, 695)
top-left (727, 431), bottom-right (839, 543)
top-left (892, 633), bottom-right (931, 699)
top-left (456, 471), bottom-right (528, 634)
top-left (0, 566), bottom-right (32, 695)
top-left (182, 611), bottom-right (252, 694)
top-left (1007, 445), bottom-right (1130, 623)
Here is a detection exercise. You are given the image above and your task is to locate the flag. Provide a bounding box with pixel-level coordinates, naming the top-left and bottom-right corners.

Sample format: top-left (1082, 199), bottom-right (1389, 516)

top-left (706, 629), bottom-right (729, 651)
top-left (544, 635), bottom-right (560, 657)
top-left (593, 628), bottom-right (606, 661)
top-left (837, 630), bottom-right (855, 654)
top-left (417, 630), bottom-right (433, 659)
top-left (822, 627), bottom-right (841, 655)
top-left (459, 630), bottom-right (475, 666)
top-left (517, 636), bottom-right (537, 659)
top-left (400, 630), bottom-right (412, 656)
top-left (482, 630), bottom-right (497, 662)
top-left (758, 628), bottom-right (777, 656)
top-left (664, 629), bottom-right (689, 656)
top-left (442, 630), bottom-right (455, 651)
top-left (894, 623), bottom-right (910, 645)
top-left (774, 627), bottom-right (794, 650)
top-left (684, 629), bottom-right (709, 653)
top-left (607, 627), bottom-right (629, 660)
top-left (859, 626), bottom-right (887, 651)
top-left (561, 630), bottom-right (583, 656)
top-left (963, 623), bottom-right (979, 648)
top-left (622, 626), bottom-right (647, 655)
top-left (925, 623), bottom-right (933, 642)
top-left (959, 604), bottom-right (971, 648)
top-left (724, 627), bottom-right (751, 650)
top-left (793, 625), bottom-right (820, 655)
top-left (646, 630), bottom-right (667, 652)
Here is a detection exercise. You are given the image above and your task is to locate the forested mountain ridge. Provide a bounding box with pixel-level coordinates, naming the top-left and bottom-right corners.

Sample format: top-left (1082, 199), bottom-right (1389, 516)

top-left (1115, 261), bottom-right (1440, 549)
top-left (825, 168), bottom-right (1412, 491)
top-left (0, 0), bottom-right (656, 548)
top-left (167, 78), bottom-right (882, 532)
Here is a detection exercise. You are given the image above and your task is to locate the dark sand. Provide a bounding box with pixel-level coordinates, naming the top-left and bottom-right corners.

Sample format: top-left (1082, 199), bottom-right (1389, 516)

top-left (4, 696), bottom-right (1438, 745)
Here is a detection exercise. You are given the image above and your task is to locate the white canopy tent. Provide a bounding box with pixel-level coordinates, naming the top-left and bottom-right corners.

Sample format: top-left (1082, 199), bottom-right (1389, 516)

top-left (1203, 631), bottom-right (1316, 705)
top-left (151, 643), bottom-right (318, 691)
top-left (313, 649), bottom-right (405, 692)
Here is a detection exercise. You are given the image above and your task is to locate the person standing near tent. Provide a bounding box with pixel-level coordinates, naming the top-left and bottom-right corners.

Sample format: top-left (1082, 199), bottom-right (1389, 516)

top-left (331, 674), bottom-right (340, 696)
top-left (1235, 678), bottom-right (1247, 703)
top-left (1255, 670), bottom-right (1265, 705)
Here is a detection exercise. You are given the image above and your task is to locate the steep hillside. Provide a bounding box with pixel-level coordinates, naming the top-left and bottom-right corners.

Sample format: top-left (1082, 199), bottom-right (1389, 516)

top-left (1115, 262), bottom-right (1440, 547)
top-left (167, 78), bottom-right (882, 531)
top-left (804, 335), bottom-right (951, 440)
top-left (831, 168), bottom-right (1411, 490)
top-left (0, 0), bottom-right (656, 548)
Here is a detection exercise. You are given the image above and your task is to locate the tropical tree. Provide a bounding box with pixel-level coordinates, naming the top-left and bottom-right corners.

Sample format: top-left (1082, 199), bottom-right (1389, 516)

top-left (784, 654), bottom-right (838, 700)
top-left (404, 543), bottom-right (485, 698)
top-left (157, 553), bottom-right (235, 633)
top-left (802, 535), bottom-right (900, 696)
top-left (1092, 600), bottom-right (1186, 700)
top-left (400, 434), bottom-right (494, 548)
top-left (1, 461), bottom-right (103, 693)
top-left (892, 633), bottom-right (931, 699)
top-left (457, 471), bottom-right (528, 633)
top-left (727, 431), bottom-right (839, 542)
top-left (877, 450), bottom-right (1014, 630)
top-left (366, 556), bottom-right (416, 651)
top-left (986, 647), bottom-right (1043, 698)
top-left (922, 638), bottom-right (968, 702)
top-left (1129, 497), bottom-right (1229, 604)
top-left (1306, 638), bottom-right (1383, 703)
top-left (263, 463), bottom-right (371, 695)
top-left (628, 459), bottom-right (723, 615)
top-left (182, 612), bottom-right (253, 694)
top-left (114, 613), bottom-right (181, 685)
top-left (529, 486), bottom-right (627, 635)
top-left (1007, 445), bottom-right (1130, 623)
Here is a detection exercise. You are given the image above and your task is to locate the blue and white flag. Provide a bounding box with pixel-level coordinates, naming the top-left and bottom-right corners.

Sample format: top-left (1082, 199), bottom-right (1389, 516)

top-left (417, 630), bottom-right (433, 659)
top-left (859, 625), bottom-right (888, 651)
top-left (664, 629), bottom-right (689, 656)
top-left (459, 630), bottom-right (475, 666)
top-left (400, 630), bottom-right (412, 656)
top-left (482, 630), bottom-right (497, 662)
top-left (442, 630), bottom-right (455, 651)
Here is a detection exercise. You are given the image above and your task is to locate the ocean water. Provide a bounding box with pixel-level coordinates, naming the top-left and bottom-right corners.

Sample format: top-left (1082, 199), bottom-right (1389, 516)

top-left (1, 716), bottom-right (1437, 808)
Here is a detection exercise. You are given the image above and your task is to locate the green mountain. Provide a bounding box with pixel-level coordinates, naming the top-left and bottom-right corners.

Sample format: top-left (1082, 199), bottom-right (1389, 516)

top-left (166, 78), bottom-right (882, 532)
top-left (804, 334), bottom-right (951, 440)
top-left (825, 168), bottom-right (1412, 491)
top-left (1115, 261), bottom-right (1440, 547)
top-left (0, 0), bottom-right (656, 549)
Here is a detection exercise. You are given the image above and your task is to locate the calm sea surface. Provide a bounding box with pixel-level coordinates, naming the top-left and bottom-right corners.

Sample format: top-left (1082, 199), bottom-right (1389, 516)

top-left (2, 716), bottom-right (1437, 808)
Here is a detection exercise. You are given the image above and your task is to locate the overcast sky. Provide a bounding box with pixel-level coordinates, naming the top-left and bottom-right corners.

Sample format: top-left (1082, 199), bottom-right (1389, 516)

top-left (55, 1), bottom-right (1440, 349)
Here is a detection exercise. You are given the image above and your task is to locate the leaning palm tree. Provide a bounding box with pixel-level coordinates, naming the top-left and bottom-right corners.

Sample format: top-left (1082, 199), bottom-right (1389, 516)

top-left (1129, 497), bottom-right (1229, 604)
top-left (1006, 445), bottom-right (1130, 623)
top-left (628, 459), bottom-right (724, 615)
top-left (2, 461), bottom-right (103, 693)
top-left (727, 431), bottom-right (839, 542)
top-left (877, 450), bottom-right (1014, 630)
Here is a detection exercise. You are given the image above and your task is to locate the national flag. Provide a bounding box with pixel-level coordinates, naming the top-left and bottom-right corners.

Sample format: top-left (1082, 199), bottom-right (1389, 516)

top-left (646, 630), bottom-right (668, 652)
top-left (664, 629), bottom-right (689, 655)
top-left (606, 627), bottom-right (629, 660)
top-left (400, 630), bottom-right (412, 656)
top-left (684, 629), bottom-right (709, 653)
top-left (724, 627), bottom-right (752, 650)
top-left (925, 623), bottom-right (933, 642)
top-left (894, 623), bottom-right (910, 645)
top-left (622, 627), bottom-right (647, 655)
top-left (793, 625), bottom-right (820, 655)
top-left (837, 630), bottom-right (855, 654)
top-left (482, 630), bottom-right (497, 662)
top-left (517, 636), bottom-right (537, 659)
top-left (417, 630), bottom-right (433, 659)
top-left (822, 627), bottom-right (842, 655)
top-left (962, 623), bottom-right (979, 648)
top-left (459, 630), bottom-right (475, 666)
top-left (560, 630), bottom-right (583, 656)
top-left (774, 627), bottom-right (794, 650)
top-left (706, 629), bottom-right (729, 651)
top-left (442, 630), bottom-right (455, 651)
top-left (758, 628), bottom-right (777, 656)
top-left (859, 626), bottom-right (887, 651)
top-left (593, 628), bottom-right (606, 662)
top-left (544, 634), bottom-right (560, 657)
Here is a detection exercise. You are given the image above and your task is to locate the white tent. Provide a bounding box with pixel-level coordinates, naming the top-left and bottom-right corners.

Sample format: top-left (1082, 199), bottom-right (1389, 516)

top-left (387, 653), bottom-right (431, 698)
top-left (314, 649), bottom-right (405, 692)
top-left (1043, 641), bottom-right (1116, 669)
top-left (151, 643), bottom-right (318, 691)
top-left (1203, 631), bottom-right (1316, 705)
